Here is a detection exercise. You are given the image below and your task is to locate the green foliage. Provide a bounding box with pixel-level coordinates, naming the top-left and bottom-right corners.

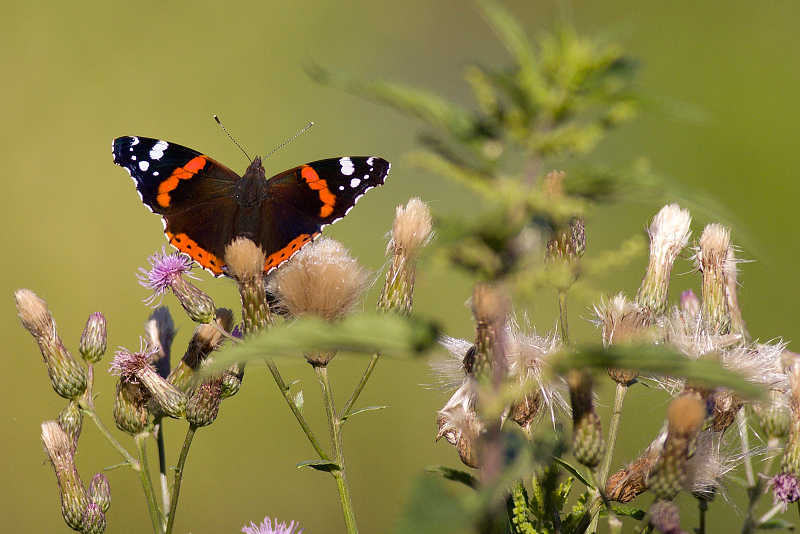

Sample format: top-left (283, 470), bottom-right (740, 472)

top-left (311, 0), bottom-right (654, 299)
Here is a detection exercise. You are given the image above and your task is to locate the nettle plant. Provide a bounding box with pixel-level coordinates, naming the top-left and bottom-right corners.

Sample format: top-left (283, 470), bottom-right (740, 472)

top-left (16, 3), bottom-right (800, 534)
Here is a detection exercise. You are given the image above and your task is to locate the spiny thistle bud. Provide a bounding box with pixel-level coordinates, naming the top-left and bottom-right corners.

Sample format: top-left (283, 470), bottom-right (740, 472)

top-left (648, 500), bottom-right (683, 534)
top-left (378, 198), bottom-right (433, 315)
top-left (567, 370), bottom-right (605, 469)
top-left (113, 379), bottom-right (150, 435)
top-left (143, 307), bottom-right (176, 379)
top-left (680, 290), bottom-right (700, 323)
top-left (225, 237), bottom-right (273, 334)
top-left (58, 401), bottom-right (83, 452)
top-left (267, 237), bottom-right (371, 366)
top-left (647, 394), bottom-right (706, 500)
top-left (220, 363), bottom-right (244, 399)
top-left (594, 294), bottom-right (652, 384)
top-left (41, 420), bottom-right (88, 531)
top-left (695, 224), bottom-right (734, 335)
top-left (138, 248), bottom-right (216, 324)
top-left (79, 312), bottom-right (107, 364)
top-left (637, 204), bottom-right (691, 316)
top-left (88, 473), bottom-right (111, 513)
top-left (111, 346), bottom-right (186, 419)
top-left (754, 389), bottom-right (791, 443)
top-left (471, 283), bottom-right (510, 379)
top-left (81, 503), bottom-right (106, 534)
top-left (168, 308), bottom-right (234, 392)
top-left (186, 376), bottom-right (224, 427)
top-left (15, 289), bottom-right (87, 400)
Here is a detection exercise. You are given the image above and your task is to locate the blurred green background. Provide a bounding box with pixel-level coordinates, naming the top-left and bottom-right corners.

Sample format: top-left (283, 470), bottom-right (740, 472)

top-left (3, 1), bottom-right (799, 532)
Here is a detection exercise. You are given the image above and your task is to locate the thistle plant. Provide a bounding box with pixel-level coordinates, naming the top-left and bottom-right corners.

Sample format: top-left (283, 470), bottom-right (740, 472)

top-left (15, 3), bottom-right (800, 534)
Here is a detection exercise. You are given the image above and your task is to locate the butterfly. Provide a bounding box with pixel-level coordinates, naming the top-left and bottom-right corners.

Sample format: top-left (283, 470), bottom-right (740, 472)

top-left (113, 136), bottom-right (389, 276)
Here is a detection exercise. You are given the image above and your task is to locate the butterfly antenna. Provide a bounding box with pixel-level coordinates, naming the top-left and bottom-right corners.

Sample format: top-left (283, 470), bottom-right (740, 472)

top-left (214, 115), bottom-right (251, 161)
top-left (264, 122), bottom-right (314, 160)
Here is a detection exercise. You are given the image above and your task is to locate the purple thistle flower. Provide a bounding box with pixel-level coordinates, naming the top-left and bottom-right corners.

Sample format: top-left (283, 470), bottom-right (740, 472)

top-left (242, 517), bottom-right (302, 534)
top-left (137, 247), bottom-right (196, 301)
top-left (769, 472), bottom-right (800, 511)
top-left (109, 345), bottom-right (157, 381)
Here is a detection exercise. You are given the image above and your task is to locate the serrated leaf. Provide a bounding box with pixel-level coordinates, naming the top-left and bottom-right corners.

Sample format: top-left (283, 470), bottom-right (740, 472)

top-left (341, 405), bottom-right (387, 421)
top-left (209, 314), bottom-right (438, 372)
top-left (297, 460), bottom-right (339, 472)
top-left (553, 476), bottom-right (574, 510)
top-left (425, 466), bottom-right (479, 489)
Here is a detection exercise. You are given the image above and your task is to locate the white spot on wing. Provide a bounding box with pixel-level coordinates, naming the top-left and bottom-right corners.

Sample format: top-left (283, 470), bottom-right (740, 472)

top-left (131, 137), bottom-right (140, 145)
top-left (366, 157), bottom-right (374, 166)
top-left (350, 177), bottom-right (361, 188)
top-left (339, 157), bottom-right (355, 176)
top-left (150, 140), bottom-right (169, 161)
top-left (139, 161), bottom-right (150, 171)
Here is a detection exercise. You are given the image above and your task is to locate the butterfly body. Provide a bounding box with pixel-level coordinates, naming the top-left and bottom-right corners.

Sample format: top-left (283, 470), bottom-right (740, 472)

top-left (113, 136), bottom-right (389, 276)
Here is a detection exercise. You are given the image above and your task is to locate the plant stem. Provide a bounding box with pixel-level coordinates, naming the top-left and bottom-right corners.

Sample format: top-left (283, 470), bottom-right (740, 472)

top-left (165, 424), bottom-right (197, 534)
top-left (135, 432), bottom-right (165, 534)
top-left (264, 357), bottom-right (330, 461)
top-left (598, 383), bottom-right (628, 485)
top-left (156, 422), bottom-right (170, 512)
top-left (558, 290), bottom-right (570, 346)
top-left (316, 365), bottom-right (358, 534)
top-left (340, 352), bottom-right (380, 419)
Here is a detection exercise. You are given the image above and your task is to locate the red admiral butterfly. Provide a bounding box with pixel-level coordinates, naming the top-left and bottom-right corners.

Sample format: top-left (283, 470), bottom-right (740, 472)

top-left (113, 136), bottom-right (389, 276)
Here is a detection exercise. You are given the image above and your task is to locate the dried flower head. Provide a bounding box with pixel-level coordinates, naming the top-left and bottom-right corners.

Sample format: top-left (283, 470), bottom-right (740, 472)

top-left (15, 289), bottom-right (87, 400)
top-left (694, 224), bottom-right (736, 335)
top-left (593, 293), bottom-right (653, 384)
top-left (637, 204), bottom-right (691, 316)
top-left (41, 420), bottom-right (88, 531)
top-left (436, 376), bottom-right (483, 468)
top-left (268, 237), bottom-right (371, 321)
top-left (378, 197), bottom-right (433, 315)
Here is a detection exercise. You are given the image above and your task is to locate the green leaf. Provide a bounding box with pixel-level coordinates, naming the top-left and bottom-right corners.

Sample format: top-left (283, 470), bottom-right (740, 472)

top-left (610, 505), bottom-right (645, 520)
top-left (425, 466), bottom-right (479, 489)
top-left (757, 518), bottom-right (796, 531)
top-left (209, 314), bottom-right (438, 371)
top-left (297, 460), bottom-right (339, 472)
top-left (340, 405), bottom-right (387, 421)
top-left (553, 457), bottom-right (592, 488)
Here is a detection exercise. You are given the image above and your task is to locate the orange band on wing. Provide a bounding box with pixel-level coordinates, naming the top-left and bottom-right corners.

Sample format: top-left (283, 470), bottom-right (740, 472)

top-left (167, 231), bottom-right (225, 276)
top-left (264, 232), bottom-right (318, 272)
top-left (300, 165), bottom-right (336, 218)
top-left (156, 156), bottom-right (208, 208)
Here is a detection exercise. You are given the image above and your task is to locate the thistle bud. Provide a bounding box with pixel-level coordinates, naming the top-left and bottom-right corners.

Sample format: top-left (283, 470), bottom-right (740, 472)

top-left (15, 289), bottom-right (87, 400)
top-left (41, 421), bottom-right (88, 531)
top-left (568, 370), bottom-right (605, 469)
top-left (471, 283), bottom-right (510, 379)
top-left (225, 237), bottom-right (273, 334)
top-left (186, 376), bottom-right (224, 427)
top-left (81, 503), bottom-right (106, 534)
top-left (111, 347), bottom-right (186, 419)
top-left (648, 500), bottom-right (682, 534)
top-left (58, 400), bottom-right (83, 452)
top-left (113, 379), bottom-right (150, 435)
top-left (88, 473), bottom-right (111, 513)
top-left (637, 204), bottom-right (691, 316)
top-left (378, 198), bottom-right (433, 315)
top-left (79, 312), bottom-right (107, 364)
top-left (647, 394), bottom-right (706, 500)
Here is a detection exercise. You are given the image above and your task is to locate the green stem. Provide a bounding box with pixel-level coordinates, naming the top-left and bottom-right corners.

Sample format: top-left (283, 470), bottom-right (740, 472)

top-left (598, 383), bottom-right (628, 485)
top-left (340, 352), bottom-right (380, 419)
top-left (264, 358), bottom-right (330, 461)
top-left (558, 290), bottom-right (570, 346)
top-left (135, 432), bottom-right (165, 534)
top-left (698, 499), bottom-right (707, 534)
top-left (316, 366), bottom-right (358, 534)
top-left (165, 424), bottom-right (197, 534)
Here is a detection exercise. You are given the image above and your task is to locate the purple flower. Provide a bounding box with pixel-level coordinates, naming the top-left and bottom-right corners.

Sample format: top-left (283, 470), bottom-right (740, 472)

top-left (768, 472), bottom-right (800, 511)
top-left (137, 247), bottom-right (196, 300)
top-left (242, 517), bottom-right (303, 534)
